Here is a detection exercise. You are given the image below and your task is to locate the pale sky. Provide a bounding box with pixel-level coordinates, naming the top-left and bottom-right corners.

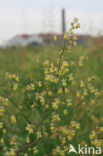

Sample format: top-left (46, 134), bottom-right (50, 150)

top-left (0, 0), bottom-right (103, 44)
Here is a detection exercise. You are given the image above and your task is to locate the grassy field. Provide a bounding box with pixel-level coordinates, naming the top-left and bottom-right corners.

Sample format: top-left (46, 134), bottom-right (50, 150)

top-left (0, 45), bottom-right (103, 90)
top-left (0, 43), bottom-right (103, 155)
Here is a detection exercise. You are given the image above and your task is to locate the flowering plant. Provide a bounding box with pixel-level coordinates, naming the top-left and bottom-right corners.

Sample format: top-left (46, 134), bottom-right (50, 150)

top-left (0, 18), bottom-right (102, 156)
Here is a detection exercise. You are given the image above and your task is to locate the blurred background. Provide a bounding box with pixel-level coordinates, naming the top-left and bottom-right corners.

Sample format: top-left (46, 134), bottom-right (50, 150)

top-left (0, 2), bottom-right (103, 154)
top-left (0, 0), bottom-right (103, 84)
top-left (0, 0), bottom-right (103, 47)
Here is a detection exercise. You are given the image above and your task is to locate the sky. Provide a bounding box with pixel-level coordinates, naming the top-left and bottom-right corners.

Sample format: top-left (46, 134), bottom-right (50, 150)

top-left (0, 0), bottom-right (103, 44)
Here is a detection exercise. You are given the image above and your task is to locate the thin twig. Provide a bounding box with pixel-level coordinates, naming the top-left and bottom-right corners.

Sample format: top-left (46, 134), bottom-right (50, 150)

top-left (57, 40), bottom-right (66, 76)
top-left (16, 109), bottom-right (46, 156)
top-left (0, 94), bottom-right (32, 124)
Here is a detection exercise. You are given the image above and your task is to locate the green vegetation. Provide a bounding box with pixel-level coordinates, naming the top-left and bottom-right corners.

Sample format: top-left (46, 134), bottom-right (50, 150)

top-left (0, 45), bottom-right (103, 91)
top-left (0, 19), bottom-right (103, 156)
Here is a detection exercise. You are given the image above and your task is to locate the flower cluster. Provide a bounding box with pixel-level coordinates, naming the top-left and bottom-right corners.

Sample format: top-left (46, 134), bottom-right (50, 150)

top-left (0, 18), bottom-right (102, 156)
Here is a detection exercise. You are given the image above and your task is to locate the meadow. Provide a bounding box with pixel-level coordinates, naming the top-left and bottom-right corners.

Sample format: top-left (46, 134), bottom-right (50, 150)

top-left (0, 30), bottom-right (103, 156)
top-left (0, 44), bottom-right (103, 93)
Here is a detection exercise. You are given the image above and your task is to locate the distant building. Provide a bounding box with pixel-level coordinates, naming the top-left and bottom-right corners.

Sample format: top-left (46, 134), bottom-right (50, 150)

top-left (5, 33), bottom-right (96, 48)
top-left (39, 33), bottom-right (92, 46)
top-left (39, 33), bottom-right (63, 44)
top-left (7, 34), bottom-right (43, 47)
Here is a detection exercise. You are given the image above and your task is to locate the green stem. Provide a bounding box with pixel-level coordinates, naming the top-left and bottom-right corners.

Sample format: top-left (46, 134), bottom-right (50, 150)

top-left (57, 40), bottom-right (66, 76)
top-left (0, 94), bottom-right (32, 124)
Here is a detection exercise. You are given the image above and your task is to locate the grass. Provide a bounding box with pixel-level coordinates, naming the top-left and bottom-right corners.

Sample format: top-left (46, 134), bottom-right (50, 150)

top-left (0, 45), bottom-right (103, 90)
top-left (0, 43), bottom-right (103, 155)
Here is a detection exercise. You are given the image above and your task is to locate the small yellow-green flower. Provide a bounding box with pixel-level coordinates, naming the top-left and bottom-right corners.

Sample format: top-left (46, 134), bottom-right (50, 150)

top-left (11, 115), bottom-right (16, 123)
